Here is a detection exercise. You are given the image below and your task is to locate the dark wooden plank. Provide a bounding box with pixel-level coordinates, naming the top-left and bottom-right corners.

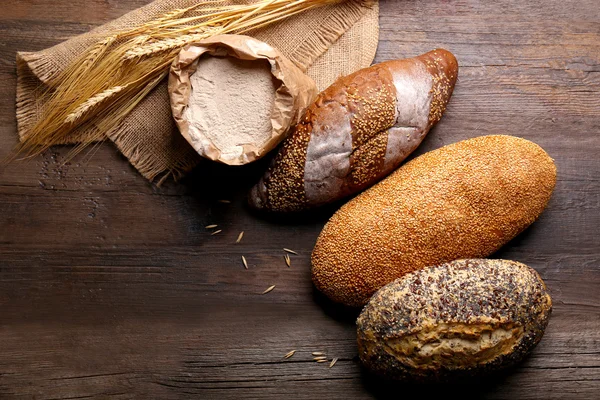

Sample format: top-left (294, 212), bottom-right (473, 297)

top-left (0, 0), bottom-right (599, 399)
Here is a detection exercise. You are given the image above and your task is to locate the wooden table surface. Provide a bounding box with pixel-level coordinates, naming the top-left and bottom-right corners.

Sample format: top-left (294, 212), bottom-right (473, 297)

top-left (1, 0), bottom-right (599, 399)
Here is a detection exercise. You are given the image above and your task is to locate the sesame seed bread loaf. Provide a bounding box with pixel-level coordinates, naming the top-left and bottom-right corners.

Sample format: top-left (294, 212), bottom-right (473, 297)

top-left (248, 49), bottom-right (458, 212)
top-left (312, 135), bottom-right (557, 306)
top-left (357, 259), bottom-right (552, 381)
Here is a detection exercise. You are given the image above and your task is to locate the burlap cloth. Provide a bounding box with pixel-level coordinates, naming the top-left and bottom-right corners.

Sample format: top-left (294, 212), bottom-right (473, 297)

top-left (16, 0), bottom-right (379, 181)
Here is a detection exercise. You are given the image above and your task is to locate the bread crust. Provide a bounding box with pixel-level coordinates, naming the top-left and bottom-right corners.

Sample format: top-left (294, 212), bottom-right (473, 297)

top-left (249, 49), bottom-right (458, 212)
top-left (356, 259), bottom-right (552, 381)
top-left (311, 135), bottom-right (557, 306)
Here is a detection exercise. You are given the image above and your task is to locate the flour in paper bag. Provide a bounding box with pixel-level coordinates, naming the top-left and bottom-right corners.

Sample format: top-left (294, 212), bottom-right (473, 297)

top-left (185, 55), bottom-right (277, 162)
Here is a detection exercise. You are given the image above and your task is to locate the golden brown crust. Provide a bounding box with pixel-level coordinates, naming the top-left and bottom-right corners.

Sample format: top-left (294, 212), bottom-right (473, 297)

top-left (346, 67), bottom-right (396, 188)
top-left (418, 49), bottom-right (458, 125)
top-left (311, 135), bottom-right (557, 306)
top-left (356, 259), bottom-right (552, 381)
top-left (251, 113), bottom-right (313, 212)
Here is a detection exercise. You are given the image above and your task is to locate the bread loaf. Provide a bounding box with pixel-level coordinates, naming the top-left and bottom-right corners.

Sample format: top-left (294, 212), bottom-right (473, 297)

top-left (357, 259), bottom-right (552, 381)
top-left (248, 49), bottom-right (458, 211)
top-left (312, 135), bottom-right (557, 306)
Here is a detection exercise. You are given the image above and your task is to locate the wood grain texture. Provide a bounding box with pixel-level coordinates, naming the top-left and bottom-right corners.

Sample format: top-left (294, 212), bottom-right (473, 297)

top-left (0, 0), bottom-right (599, 398)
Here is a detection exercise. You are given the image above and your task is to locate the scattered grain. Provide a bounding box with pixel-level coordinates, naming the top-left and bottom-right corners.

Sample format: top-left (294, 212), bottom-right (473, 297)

top-left (329, 358), bottom-right (338, 368)
top-left (283, 248), bottom-right (298, 255)
top-left (285, 254), bottom-right (291, 268)
top-left (242, 256), bottom-right (248, 270)
top-left (236, 231), bottom-right (244, 243)
top-left (284, 350), bottom-right (296, 359)
top-left (262, 285), bottom-right (275, 295)
top-left (205, 224), bottom-right (218, 229)
top-left (211, 230), bottom-right (222, 236)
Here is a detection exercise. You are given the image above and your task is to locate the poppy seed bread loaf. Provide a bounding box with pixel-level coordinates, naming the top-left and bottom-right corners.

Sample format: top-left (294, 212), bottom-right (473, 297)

top-left (312, 135), bottom-right (557, 306)
top-left (248, 49), bottom-right (458, 212)
top-left (357, 259), bottom-right (552, 381)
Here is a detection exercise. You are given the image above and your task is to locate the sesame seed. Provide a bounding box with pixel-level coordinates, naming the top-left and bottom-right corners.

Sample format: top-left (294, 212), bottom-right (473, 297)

top-left (312, 135), bottom-right (556, 306)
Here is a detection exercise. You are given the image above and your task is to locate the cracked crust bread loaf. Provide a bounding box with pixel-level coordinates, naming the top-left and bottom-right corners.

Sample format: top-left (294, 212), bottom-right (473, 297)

top-left (356, 259), bottom-right (552, 381)
top-left (312, 135), bottom-right (557, 306)
top-left (248, 49), bottom-right (458, 212)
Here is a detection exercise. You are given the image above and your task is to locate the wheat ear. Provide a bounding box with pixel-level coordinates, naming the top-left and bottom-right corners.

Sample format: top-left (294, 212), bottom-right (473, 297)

top-left (65, 86), bottom-right (126, 124)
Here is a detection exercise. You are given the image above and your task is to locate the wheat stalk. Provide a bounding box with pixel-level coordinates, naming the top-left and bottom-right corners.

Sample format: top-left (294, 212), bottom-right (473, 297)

top-left (18, 0), bottom-right (349, 157)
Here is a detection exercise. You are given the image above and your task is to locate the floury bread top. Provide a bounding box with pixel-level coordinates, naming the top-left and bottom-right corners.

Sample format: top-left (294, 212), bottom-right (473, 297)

top-left (249, 49), bottom-right (458, 212)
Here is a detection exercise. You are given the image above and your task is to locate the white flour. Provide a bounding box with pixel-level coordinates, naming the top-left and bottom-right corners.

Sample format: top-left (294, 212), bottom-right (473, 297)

top-left (185, 55), bottom-right (277, 161)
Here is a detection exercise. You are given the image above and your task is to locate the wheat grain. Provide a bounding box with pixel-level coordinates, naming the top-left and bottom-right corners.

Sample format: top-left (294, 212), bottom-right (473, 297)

top-left (316, 360), bottom-right (328, 363)
top-left (283, 350), bottom-right (296, 359)
top-left (211, 230), bottom-right (222, 236)
top-left (284, 254), bottom-right (291, 268)
top-left (312, 352), bottom-right (324, 356)
top-left (152, 6), bottom-right (198, 24)
top-left (313, 356), bottom-right (327, 361)
top-left (329, 358), bottom-right (338, 368)
top-left (261, 285), bottom-right (275, 294)
top-left (205, 224), bottom-right (218, 229)
top-left (242, 256), bottom-right (248, 269)
top-left (82, 35), bottom-right (117, 71)
top-left (123, 31), bottom-right (212, 60)
top-left (130, 34), bottom-right (152, 46)
top-left (236, 232), bottom-right (244, 243)
top-left (65, 86), bottom-right (126, 124)
top-left (283, 248), bottom-right (298, 255)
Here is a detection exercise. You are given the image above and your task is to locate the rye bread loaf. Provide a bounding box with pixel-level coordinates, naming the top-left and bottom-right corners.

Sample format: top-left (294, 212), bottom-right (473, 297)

top-left (312, 135), bottom-right (557, 306)
top-left (248, 49), bottom-right (458, 212)
top-left (357, 259), bottom-right (552, 381)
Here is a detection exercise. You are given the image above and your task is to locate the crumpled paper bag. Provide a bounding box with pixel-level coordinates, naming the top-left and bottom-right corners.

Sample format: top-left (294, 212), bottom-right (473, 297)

top-left (169, 35), bottom-right (318, 165)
